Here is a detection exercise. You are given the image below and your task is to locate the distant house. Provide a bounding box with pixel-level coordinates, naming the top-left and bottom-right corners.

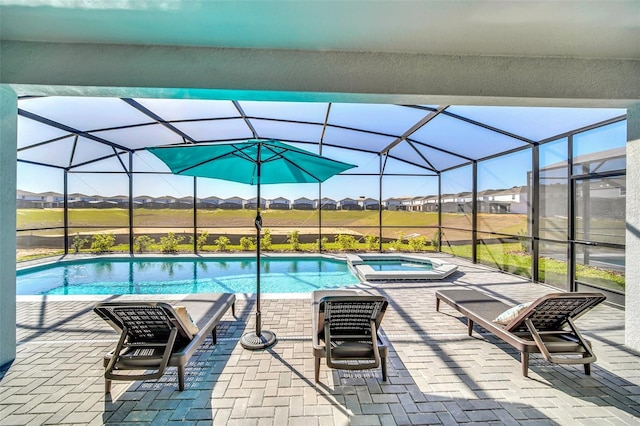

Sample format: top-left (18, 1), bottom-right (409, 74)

top-left (16, 190), bottom-right (56, 208)
top-left (268, 197), bottom-right (290, 210)
top-left (145, 195), bottom-right (177, 209)
top-left (361, 197), bottom-right (379, 210)
top-left (293, 197), bottom-right (314, 210)
top-left (408, 196), bottom-right (432, 212)
top-left (422, 195), bottom-right (439, 212)
top-left (199, 196), bottom-right (222, 209)
top-left (441, 192), bottom-right (473, 213)
top-left (105, 194), bottom-right (130, 208)
top-left (219, 196), bottom-right (244, 209)
top-left (133, 195), bottom-right (154, 206)
top-left (318, 198), bottom-right (337, 210)
top-left (483, 186), bottom-right (528, 214)
top-left (383, 197), bottom-right (405, 211)
top-left (245, 197), bottom-right (266, 209)
top-left (176, 196), bottom-right (194, 209)
top-left (156, 195), bottom-right (177, 205)
top-left (65, 193), bottom-right (104, 208)
top-left (87, 199), bottom-right (118, 209)
top-left (339, 198), bottom-right (361, 210)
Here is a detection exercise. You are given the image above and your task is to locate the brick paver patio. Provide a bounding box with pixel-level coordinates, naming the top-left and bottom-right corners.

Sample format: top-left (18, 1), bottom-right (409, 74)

top-left (1, 254), bottom-right (639, 425)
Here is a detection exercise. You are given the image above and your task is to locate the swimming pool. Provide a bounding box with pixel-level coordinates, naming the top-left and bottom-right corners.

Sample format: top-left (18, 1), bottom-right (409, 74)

top-left (17, 256), bottom-right (360, 296)
top-left (346, 254), bottom-right (457, 282)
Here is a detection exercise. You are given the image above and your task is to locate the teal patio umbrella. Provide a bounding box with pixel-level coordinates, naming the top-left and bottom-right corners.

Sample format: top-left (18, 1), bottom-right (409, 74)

top-left (147, 139), bottom-right (356, 349)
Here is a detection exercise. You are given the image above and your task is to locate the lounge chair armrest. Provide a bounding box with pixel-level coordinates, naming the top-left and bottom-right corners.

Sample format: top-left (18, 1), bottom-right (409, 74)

top-left (105, 327), bottom-right (178, 381)
top-left (524, 317), bottom-right (597, 365)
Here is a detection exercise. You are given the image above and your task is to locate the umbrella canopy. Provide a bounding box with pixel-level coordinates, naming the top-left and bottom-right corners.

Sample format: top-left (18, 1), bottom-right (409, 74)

top-left (147, 139), bottom-right (356, 349)
top-left (147, 139), bottom-right (354, 185)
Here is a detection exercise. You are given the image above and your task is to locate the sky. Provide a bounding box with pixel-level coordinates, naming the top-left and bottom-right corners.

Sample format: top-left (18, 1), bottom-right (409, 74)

top-left (17, 152), bottom-right (529, 201)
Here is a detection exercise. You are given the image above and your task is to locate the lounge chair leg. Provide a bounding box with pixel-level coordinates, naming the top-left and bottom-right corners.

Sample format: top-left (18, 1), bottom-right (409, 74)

top-left (467, 319), bottom-right (474, 336)
top-left (178, 366), bottom-right (185, 391)
top-left (105, 377), bottom-right (112, 394)
top-left (584, 362), bottom-right (591, 375)
top-left (521, 352), bottom-right (529, 377)
top-left (314, 357), bottom-right (321, 383)
top-left (231, 302), bottom-right (236, 317)
top-left (436, 298), bottom-right (440, 312)
top-left (212, 327), bottom-right (217, 345)
top-left (381, 357), bottom-right (387, 381)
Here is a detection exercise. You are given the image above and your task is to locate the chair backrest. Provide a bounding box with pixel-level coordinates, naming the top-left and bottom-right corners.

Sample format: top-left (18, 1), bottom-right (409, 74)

top-left (505, 293), bottom-right (606, 332)
top-left (320, 296), bottom-right (388, 339)
top-left (94, 302), bottom-right (193, 345)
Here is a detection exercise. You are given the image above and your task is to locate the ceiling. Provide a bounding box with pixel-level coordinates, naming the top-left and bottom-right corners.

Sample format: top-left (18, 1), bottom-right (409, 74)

top-left (1, 1), bottom-right (639, 60)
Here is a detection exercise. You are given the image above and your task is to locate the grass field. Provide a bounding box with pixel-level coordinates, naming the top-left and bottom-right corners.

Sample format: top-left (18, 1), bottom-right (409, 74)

top-left (18, 208), bottom-right (516, 233)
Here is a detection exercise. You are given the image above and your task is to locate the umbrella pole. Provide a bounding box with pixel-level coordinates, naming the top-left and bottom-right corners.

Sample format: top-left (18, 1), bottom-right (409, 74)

top-left (241, 150), bottom-right (276, 350)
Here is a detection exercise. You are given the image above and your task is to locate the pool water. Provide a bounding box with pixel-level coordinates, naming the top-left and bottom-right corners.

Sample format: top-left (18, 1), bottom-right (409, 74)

top-left (17, 257), bottom-right (359, 296)
top-left (366, 260), bottom-right (434, 272)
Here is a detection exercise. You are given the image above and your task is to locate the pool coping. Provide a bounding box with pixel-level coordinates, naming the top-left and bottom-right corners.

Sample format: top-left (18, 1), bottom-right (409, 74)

top-left (346, 253), bottom-right (458, 282)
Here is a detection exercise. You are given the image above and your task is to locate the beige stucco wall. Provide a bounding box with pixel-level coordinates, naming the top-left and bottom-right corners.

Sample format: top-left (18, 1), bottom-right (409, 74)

top-left (625, 106), bottom-right (640, 350)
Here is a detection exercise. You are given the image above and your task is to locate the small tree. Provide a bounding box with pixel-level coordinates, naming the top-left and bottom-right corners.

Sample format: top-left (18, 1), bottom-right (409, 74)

top-left (160, 232), bottom-right (184, 253)
top-left (239, 236), bottom-right (255, 251)
top-left (71, 233), bottom-right (89, 253)
top-left (287, 230), bottom-right (301, 251)
top-left (90, 233), bottom-right (116, 253)
top-left (260, 228), bottom-right (272, 250)
top-left (191, 231), bottom-right (209, 252)
top-left (214, 235), bottom-right (231, 251)
top-left (134, 235), bottom-right (155, 253)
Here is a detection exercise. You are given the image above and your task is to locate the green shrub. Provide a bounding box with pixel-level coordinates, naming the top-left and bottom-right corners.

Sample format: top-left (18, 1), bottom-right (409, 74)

top-left (191, 231), bottom-right (209, 251)
top-left (260, 228), bottom-right (272, 250)
top-left (90, 233), bottom-right (116, 253)
top-left (335, 234), bottom-right (357, 251)
top-left (408, 236), bottom-right (427, 252)
top-left (389, 234), bottom-right (405, 251)
top-left (364, 234), bottom-right (379, 251)
top-left (287, 230), bottom-right (301, 251)
top-left (214, 235), bottom-right (231, 251)
top-left (134, 235), bottom-right (155, 253)
top-left (316, 237), bottom-right (328, 251)
top-left (160, 232), bottom-right (184, 253)
top-left (239, 236), bottom-right (255, 251)
top-left (71, 233), bottom-right (89, 253)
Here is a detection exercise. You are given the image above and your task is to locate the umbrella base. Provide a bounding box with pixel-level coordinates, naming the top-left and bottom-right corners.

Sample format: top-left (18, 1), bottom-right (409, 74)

top-left (240, 330), bottom-right (277, 350)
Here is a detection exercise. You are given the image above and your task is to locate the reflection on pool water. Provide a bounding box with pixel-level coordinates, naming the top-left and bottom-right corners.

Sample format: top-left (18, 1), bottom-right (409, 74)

top-left (17, 256), bottom-right (359, 296)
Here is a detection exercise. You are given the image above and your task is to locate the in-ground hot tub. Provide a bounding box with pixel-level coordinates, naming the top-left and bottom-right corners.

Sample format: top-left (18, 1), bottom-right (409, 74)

top-left (346, 254), bottom-right (457, 282)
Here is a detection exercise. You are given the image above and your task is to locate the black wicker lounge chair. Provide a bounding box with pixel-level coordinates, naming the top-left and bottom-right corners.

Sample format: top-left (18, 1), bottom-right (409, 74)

top-left (311, 290), bottom-right (389, 383)
top-left (94, 293), bottom-right (236, 392)
top-left (436, 289), bottom-right (605, 377)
